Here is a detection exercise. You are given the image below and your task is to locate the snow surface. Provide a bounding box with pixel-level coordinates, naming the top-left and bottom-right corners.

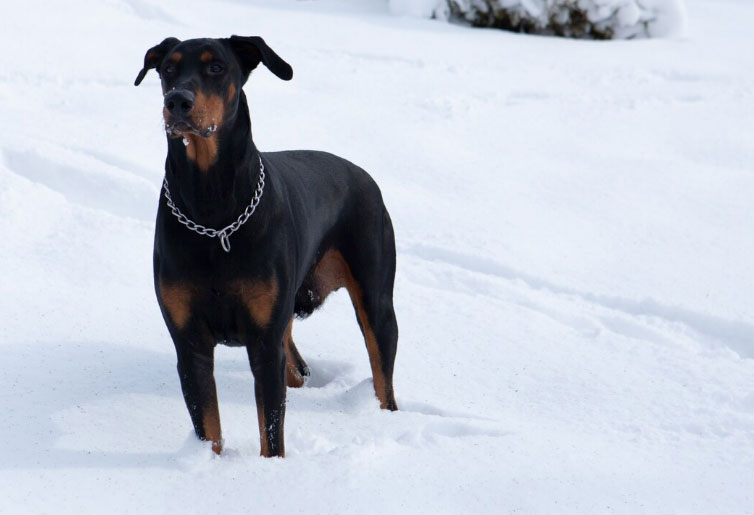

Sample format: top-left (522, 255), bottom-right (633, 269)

top-left (1, 0), bottom-right (754, 513)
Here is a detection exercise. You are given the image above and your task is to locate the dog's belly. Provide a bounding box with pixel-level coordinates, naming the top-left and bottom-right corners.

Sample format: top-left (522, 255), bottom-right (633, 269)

top-left (292, 247), bottom-right (353, 320)
top-left (293, 268), bottom-right (321, 319)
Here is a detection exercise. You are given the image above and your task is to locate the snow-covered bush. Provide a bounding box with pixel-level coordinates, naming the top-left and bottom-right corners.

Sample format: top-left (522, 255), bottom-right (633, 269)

top-left (388, 0), bottom-right (686, 39)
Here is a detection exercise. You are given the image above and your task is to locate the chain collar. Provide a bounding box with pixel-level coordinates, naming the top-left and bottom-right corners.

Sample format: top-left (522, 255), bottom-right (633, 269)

top-left (162, 154), bottom-right (265, 253)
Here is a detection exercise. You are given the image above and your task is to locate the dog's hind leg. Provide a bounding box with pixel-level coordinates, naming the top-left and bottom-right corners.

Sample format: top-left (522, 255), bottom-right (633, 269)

top-left (344, 208), bottom-right (399, 411)
top-left (283, 317), bottom-right (310, 388)
top-left (347, 286), bottom-right (398, 411)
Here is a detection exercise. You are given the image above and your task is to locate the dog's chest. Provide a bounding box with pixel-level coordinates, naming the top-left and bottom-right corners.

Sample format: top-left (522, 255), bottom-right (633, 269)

top-left (158, 273), bottom-right (279, 345)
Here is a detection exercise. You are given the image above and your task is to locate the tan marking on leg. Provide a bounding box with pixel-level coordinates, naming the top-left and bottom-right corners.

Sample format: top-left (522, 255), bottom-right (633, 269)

top-left (202, 408), bottom-right (223, 455)
top-left (200, 51), bottom-right (213, 63)
top-left (283, 317), bottom-right (304, 388)
top-left (255, 393), bottom-right (271, 457)
top-left (233, 277), bottom-right (279, 329)
top-left (158, 281), bottom-right (193, 329)
top-left (312, 249), bottom-right (348, 296)
top-left (171, 52), bottom-right (182, 62)
top-left (347, 281), bottom-right (390, 409)
top-left (313, 250), bottom-right (391, 409)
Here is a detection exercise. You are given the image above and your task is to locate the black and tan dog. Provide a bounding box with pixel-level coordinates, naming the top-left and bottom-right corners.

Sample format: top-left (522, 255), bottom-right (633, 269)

top-left (134, 36), bottom-right (398, 457)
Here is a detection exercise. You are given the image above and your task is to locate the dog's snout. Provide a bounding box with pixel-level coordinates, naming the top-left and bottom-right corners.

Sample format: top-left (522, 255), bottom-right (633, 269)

top-left (164, 89), bottom-right (195, 116)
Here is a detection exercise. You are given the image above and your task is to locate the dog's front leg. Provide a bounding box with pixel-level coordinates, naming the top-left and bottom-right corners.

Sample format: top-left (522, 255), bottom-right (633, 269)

top-left (246, 333), bottom-right (287, 458)
top-left (174, 342), bottom-right (223, 455)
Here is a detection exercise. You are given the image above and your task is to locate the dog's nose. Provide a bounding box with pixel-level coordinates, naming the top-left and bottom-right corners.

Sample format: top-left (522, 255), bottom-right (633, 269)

top-left (164, 89), bottom-right (195, 116)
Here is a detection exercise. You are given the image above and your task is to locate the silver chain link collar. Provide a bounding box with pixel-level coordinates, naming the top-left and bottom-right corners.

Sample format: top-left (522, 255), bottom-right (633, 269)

top-left (162, 155), bottom-right (265, 253)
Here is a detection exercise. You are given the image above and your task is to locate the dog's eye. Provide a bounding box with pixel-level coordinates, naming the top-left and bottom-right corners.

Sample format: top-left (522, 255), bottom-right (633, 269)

top-left (162, 64), bottom-right (176, 76)
top-left (208, 62), bottom-right (225, 75)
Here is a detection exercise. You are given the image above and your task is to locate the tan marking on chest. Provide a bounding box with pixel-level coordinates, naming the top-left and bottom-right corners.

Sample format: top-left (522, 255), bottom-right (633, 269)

top-left (184, 133), bottom-right (218, 173)
top-left (158, 281), bottom-right (193, 329)
top-left (233, 277), bottom-right (279, 328)
top-left (184, 91), bottom-right (224, 172)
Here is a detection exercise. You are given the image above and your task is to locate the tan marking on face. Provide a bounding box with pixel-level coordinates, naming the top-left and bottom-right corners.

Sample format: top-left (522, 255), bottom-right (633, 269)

top-left (227, 83), bottom-right (236, 105)
top-left (158, 281), bottom-right (193, 329)
top-left (192, 91), bottom-right (224, 128)
top-left (312, 250), bottom-right (392, 409)
top-left (283, 317), bottom-right (304, 388)
top-left (233, 277), bottom-right (279, 329)
top-left (171, 52), bottom-right (182, 62)
top-left (202, 407), bottom-right (222, 455)
top-left (200, 51), bottom-right (213, 63)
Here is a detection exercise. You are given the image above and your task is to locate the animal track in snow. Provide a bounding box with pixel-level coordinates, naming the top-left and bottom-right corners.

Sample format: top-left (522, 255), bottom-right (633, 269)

top-left (506, 90), bottom-right (551, 105)
top-left (401, 241), bottom-right (754, 358)
top-left (304, 359), bottom-right (355, 388)
top-left (2, 146), bottom-right (157, 221)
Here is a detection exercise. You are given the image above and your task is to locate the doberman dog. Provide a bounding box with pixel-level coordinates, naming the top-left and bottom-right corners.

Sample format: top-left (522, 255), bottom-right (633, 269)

top-left (134, 36), bottom-right (398, 457)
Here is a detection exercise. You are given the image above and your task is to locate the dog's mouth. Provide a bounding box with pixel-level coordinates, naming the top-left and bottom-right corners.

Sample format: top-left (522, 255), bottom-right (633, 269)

top-left (165, 120), bottom-right (218, 139)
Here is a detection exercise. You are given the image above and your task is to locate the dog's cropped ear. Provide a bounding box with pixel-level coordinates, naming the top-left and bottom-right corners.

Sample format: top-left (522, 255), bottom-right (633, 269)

top-left (134, 37), bottom-right (181, 86)
top-left (227, 36), bottom-right (293, 82)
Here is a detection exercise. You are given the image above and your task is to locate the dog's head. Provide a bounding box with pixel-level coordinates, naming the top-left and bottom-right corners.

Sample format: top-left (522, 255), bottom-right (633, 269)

top-left (134, 36), bottom-right (292, 140)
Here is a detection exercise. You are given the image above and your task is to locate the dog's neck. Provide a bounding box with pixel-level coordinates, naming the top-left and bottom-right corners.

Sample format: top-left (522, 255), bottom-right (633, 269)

top-left (164, 91), bottom-right (262, 228)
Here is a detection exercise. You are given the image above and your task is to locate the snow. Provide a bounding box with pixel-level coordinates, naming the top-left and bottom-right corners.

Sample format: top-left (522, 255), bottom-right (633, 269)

top-left (1, 0), bottom-right (754, 513)
top-left (389, 0), bottom-right (444, 17)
